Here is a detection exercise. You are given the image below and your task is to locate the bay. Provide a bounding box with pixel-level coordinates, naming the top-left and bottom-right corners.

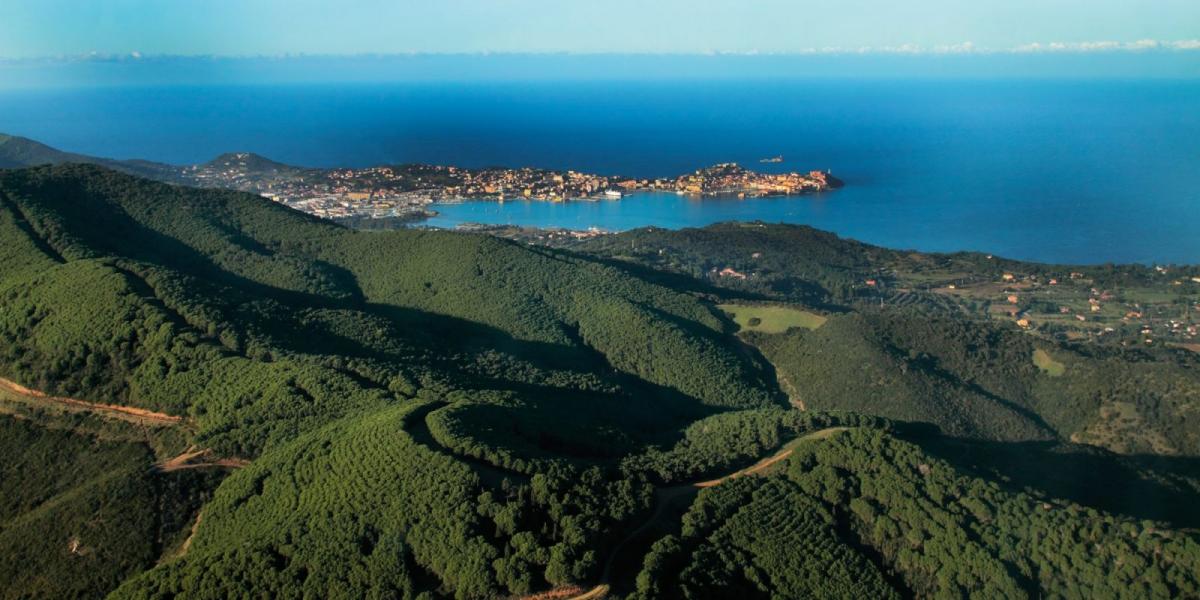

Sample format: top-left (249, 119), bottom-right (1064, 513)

top-left (1, 78), bottom-right (1197, 264)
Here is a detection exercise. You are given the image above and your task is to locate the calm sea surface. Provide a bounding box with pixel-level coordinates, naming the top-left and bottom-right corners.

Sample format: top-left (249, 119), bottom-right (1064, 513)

top-left (1, 80), bottom-right (1197, 264)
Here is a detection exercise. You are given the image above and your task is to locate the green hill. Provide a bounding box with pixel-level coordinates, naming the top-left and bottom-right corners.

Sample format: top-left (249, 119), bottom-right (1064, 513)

top-left (634, 428), bottom-right (1200, 599)
top-left (743, 309), bottom-right (1200, 455)
top-left (1, 165), bottom-right (1199, 598)
top-left (0, 164), bottom-right (779, 597)
top-left (561, 223), bottom-right (1200, 456)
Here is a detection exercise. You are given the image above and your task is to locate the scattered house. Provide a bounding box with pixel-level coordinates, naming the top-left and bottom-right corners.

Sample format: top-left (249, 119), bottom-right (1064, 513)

top-left (865, 279), bottom-right (877, 287)
top-left (1049, 278), bottom-right (1059, 285)
top-left (567, 228), bottom-right (604, 240)
top-left (947, 284), bottom-right (957, 290)
top-left (1059, 306), bottom-right (1072, 314)
top-left (718, 267), bottom-right (748, 280)
top-left (1076, 315), bottom-right (1087, 322)
top-left (751, 252), bottom-right (763, 259)
top-left (1091, 304), bottom-right (1102, 313)
top-left (1192, 277), bottom-right (1200, 284)
top-left (1002, 273), bottom-right (1016, 282)
top-left (1125, 311), bottom-right (1143, 319)
top-left (1007, 295), bottom-right (1019, 304)
top-left (1070, 272), bottom-right (1085, 279)
top-left (1016, 318), bottom-right (1031, 329)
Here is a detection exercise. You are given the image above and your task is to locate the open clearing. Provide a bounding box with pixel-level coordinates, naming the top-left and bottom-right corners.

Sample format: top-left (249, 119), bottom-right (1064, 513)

top-left (719, 303), bottom-right (827, 334)
top-left (1032, 349), bottom-right (1066, 377)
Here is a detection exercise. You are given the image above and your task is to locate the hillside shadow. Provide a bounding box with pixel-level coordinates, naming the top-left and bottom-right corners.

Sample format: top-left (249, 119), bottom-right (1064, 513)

top-left (905, 431), bottom-right (1200, 529)
top-left (546, 245), bottom-right (779, 302)
top-left (11, 169), bottom-right (368, 309)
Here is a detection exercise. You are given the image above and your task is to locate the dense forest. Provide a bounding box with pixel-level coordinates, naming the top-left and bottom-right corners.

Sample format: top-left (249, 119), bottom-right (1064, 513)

top-left (2, 164), bottom-right (1199, 598)
top-left (633, 428), bottom-right (1200, 599)
top-left (743, 310), bottom-right (1200, 454)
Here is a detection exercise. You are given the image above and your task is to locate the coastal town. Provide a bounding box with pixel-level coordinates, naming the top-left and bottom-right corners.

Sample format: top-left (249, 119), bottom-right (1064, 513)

top-left (176, 154), bottom-right (841, 223)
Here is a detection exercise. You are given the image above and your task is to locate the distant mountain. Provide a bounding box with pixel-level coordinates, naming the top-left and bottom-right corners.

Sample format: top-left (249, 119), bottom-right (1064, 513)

top-left (0, 134), bottom-right (307, 184)
top-left (201, 151), bottom-right (305, 176)
top-left (0, 134), bottom-right (96, 168)
top-left (0, 133), bottom-right (182, 181)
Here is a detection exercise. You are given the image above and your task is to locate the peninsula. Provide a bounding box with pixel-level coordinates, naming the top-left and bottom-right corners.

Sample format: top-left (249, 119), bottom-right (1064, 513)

top-left (0, 134), bottom-right (841, 223)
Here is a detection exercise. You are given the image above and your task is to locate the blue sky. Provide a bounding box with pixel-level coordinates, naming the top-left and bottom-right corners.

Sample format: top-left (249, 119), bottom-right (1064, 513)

top-left (2, 0), bottom-right (1199, 57)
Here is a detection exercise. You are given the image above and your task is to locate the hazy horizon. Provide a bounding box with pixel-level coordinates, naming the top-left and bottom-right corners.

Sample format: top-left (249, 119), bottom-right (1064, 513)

top-left (3, 52), bottom-right (1199, 90)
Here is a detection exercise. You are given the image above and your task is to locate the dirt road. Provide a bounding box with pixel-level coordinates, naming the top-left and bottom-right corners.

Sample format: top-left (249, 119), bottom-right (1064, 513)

top-left (0, 376), bottom-right (184, 427)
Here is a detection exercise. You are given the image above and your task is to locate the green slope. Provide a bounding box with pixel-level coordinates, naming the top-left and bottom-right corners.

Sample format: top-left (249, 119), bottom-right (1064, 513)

top-left (0, 419), bottom-right (223, 600)
top-left (634, 428), bottom-right (1200, 599)
top-left (0, 164), bottom-right (777, 597)
top-left (745, 310), bottom-right (1200, 454)
top-left (1, 164), bottom-right (1199, 598)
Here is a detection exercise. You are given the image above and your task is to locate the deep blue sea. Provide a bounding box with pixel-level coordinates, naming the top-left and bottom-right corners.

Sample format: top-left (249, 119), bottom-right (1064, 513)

top-left (1, 80), bottom-right (1197, 264)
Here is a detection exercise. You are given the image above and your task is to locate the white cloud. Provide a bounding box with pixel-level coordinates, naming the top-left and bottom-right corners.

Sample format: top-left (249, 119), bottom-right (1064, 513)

top-left (1009, 39), bottom-right (1200, 53)
top-left (4, 39), bottom-right (1200, 62)
top-left (770, 39), bottom-right (1198, 56)
top-left (932, 42), bottom-right (976, 54)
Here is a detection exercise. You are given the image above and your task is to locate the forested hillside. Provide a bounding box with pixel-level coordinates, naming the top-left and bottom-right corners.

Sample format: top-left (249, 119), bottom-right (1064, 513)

top-left (0, 164), bottom-right (777, 598)
top-left (2, 165), bottom-right (1199, 598)
top-left (633, 428), bottom-right (1200, 599)
top-left (562, 223), bottom-right (1200, 456)
top-left (745, 310), bottom-right (1200, 454)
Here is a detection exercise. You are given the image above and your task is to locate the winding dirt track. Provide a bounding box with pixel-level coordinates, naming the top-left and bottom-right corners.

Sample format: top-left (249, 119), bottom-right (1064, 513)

top-left (559, 427), bottom-right (849, 600)
top-left (154, 446), bottom-right (250, 472)
top-left (0, 376), bottom-right (184, 427)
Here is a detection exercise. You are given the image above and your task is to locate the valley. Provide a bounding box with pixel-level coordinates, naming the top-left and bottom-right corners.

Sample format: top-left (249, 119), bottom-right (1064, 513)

top-left (0, 164), bottom-right (1198, 598)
